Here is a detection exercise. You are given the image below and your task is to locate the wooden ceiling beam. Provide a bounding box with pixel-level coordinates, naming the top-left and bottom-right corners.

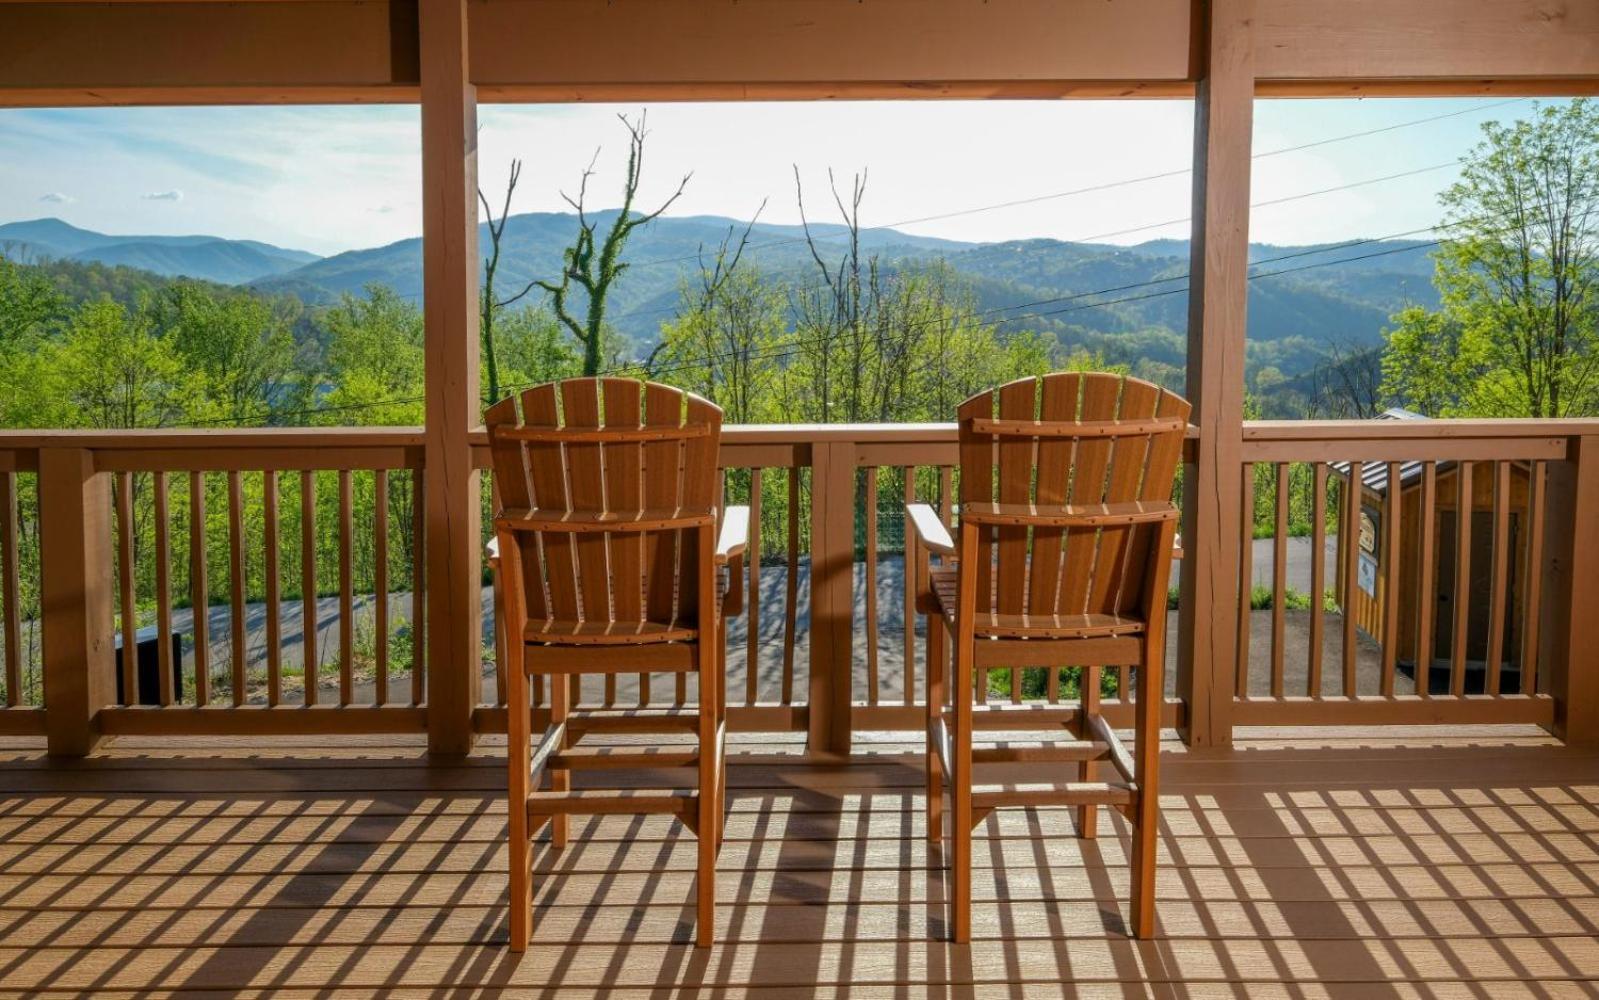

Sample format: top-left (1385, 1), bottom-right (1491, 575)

top-left (1, 0), bottom-right (1595, 106)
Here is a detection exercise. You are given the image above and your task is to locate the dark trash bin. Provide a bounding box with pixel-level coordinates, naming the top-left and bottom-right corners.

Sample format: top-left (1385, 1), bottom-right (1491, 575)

top-left (114, 626), bottom-right (184, 705)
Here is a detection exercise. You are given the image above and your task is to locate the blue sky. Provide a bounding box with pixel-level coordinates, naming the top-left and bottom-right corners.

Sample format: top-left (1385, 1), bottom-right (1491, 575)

top-left (0, 97), bottom-right (1565, 257)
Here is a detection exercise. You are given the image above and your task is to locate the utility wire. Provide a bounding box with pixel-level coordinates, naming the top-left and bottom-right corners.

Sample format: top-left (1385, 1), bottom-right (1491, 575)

top-left (203, 210), bottom-right (1496, 427)
top-left (209, 100), bottom-right (1538, 426)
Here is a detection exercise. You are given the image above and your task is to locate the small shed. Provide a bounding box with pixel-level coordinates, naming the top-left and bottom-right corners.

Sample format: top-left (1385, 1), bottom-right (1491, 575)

top-left (1330, 409), bottom-right (1532, 691)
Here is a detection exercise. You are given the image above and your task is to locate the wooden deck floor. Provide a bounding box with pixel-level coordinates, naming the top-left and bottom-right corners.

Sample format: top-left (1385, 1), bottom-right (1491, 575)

top-left (2, 728), bottom-right (1597, 997)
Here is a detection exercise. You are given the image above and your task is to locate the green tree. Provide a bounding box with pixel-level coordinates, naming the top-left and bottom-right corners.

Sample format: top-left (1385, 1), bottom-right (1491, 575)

top-left (53, 297), bottom-right (197, 429)
top-left (537, 113), bottom-right (691, 376)
top-left (152, 281), bottom-right (300, 425)
top-left (1384, 99), bottom-right (1599, 417)
top-left (318, 285), bottom-right (426, 426)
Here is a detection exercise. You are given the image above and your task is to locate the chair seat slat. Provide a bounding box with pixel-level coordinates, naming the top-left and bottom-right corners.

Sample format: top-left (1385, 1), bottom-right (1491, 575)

top-left (932, 568), bottom-right (1146, 638)
top-left (497, 507), bottom-right (716, 533)
top-left (960, 500), bottom-right (1178, 528)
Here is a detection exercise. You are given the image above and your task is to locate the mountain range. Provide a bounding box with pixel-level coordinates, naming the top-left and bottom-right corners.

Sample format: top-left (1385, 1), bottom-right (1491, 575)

top-left (0, 218), bottom-right (319, 285)
top-left (2, 215), bottom-right (1442, 366)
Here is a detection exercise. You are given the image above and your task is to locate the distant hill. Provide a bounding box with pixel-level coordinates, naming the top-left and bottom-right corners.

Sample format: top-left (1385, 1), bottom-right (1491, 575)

top-left (0, 218), bottom-right (319, 285)
top-left (2, 211), bottom-right (1445, 385)
top-left (253, 211), bottom-right (1442, 355)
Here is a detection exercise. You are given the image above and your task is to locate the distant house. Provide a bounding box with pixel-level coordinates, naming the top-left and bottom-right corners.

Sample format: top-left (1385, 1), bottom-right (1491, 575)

top-left (1330, 409), bottom-right (1534, 694)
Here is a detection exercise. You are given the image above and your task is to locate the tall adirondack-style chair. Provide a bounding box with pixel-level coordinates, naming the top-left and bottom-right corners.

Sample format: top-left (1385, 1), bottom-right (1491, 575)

top-left (909, 372), bottom-right (1188, 942)
top-left (485, 377), bottom-right (749, 952)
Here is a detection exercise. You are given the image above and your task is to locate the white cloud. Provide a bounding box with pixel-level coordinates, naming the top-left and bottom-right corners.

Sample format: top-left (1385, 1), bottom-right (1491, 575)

top-left (141, 189), bottom-right (183, 202)
top-left (38, 192), bottom-right (73, 204)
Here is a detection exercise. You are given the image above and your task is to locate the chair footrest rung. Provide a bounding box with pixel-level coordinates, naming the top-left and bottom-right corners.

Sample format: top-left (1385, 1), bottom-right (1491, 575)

top-left (566, 708), bottom-right (702, 734)
top-left (551, 747), bottom-right (699, 770)
top-left (527, 788), bottom-right (695, 817)
top-left (971, 781), bottom-right (1135, 809)
top-left (971, 740), bottom-right (1109, 764)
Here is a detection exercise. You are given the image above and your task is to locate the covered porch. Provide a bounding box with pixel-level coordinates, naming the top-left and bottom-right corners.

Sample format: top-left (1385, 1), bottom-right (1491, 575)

top-left (2, 0), bottom-right (1599, 995)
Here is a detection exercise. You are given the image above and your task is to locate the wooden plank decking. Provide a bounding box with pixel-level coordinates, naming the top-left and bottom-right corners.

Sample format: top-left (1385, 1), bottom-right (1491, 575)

top-left (1, 728), bottom-right (1597, 997)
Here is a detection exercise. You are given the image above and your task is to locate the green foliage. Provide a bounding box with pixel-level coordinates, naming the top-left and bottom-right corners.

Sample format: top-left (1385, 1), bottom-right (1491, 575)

top-left (150, 281), bottom-right (303, 424)
top-left (318, 285), bottom-right (426, 425)
top-left (986, 665), bottom-right (1123, 702)
top-left (1383, 98), bottom-right (1599, 418)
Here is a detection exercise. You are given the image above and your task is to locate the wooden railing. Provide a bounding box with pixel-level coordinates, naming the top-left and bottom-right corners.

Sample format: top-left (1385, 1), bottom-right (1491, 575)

top-left (0, 445), bottom-right (40, 736)
top-left (2, 418), bottom-right (1595, 755)
top-left (1233, 421), bottom-right (1599, 739)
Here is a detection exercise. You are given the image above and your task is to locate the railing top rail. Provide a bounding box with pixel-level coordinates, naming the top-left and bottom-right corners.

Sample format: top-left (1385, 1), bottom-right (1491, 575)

top-left (0, 427), bottom-right (427, 449)
top-left (1244, 418), bottom-right (1599, 441)
top-left (2, 418), bottom-right (1594, 457)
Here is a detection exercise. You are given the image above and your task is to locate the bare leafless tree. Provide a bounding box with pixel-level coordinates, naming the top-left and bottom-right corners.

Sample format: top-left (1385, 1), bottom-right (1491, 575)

top-left (478, 159), bottom-right (543, 405)
top-left (537, 113), bottom-right (691, 375)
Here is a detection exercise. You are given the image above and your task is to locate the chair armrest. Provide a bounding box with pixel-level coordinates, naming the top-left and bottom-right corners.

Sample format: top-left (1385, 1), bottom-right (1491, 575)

top-left (907, 503), bottom-right (956, 557)
top-left (716, 505), bottom-right (751, 565)
top-left (717, 505), bottom-right (751, 618)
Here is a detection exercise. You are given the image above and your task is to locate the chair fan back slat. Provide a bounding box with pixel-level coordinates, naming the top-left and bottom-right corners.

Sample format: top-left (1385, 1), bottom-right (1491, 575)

top-left (956, 373), bottom-right (1188, 621)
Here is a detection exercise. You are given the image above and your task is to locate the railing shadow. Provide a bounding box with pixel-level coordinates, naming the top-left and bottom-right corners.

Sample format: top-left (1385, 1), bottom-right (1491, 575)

top-left (0, 737), bottom-right (1596, 994)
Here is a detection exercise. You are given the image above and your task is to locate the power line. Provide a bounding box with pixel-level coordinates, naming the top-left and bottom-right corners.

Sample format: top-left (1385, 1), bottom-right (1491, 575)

top-left (210, 216), bottom-right (1474, 427)
top-left (213, 101), bottom-right (1540, 425)
top-left (617, 98), bottom-right (1528, 273)
top-left (604, 157), bottom-right (1463, 328)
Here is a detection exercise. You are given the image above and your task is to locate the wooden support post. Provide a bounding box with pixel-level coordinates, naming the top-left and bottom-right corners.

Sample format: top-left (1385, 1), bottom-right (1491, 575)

top-left (38, 448), bottom-right (113, 756)
top-left (1542, 435), bottom-right (1599, 745)
top-left (807, 440), bottom-right (853, 756)
top-left (420, 0), bottom-right (482, 754)
top-left (1176, 0), bottom-right (1253, 748)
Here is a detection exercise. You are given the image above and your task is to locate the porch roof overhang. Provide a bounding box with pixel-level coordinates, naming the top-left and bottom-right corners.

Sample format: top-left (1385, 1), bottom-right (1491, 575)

top-left (1, 0), bottom-right (1596, 107)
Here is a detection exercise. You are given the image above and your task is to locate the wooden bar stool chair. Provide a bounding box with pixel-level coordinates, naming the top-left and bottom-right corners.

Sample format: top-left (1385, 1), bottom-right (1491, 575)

top-left (486, 377), bottom-right (749, 952)
top-left (908, 372), bottom-right (1189, 942)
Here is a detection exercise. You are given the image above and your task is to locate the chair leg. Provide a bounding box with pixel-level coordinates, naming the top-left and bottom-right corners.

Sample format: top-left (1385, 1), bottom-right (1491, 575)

top-left (925, 613), bottom-right (946, 846)
top-left (508, 724), bottom-right (531, 952)
top-left (1130, 634), bottom-right (1163, 939)
top-left (550, 676), bottom-right (572, 849)
top-left (1131, 784), bottom-right (1158, 938)
top-left (696, 639), bottom-right (720, 948)
top-left (950, 621), bottom-right (973, 944)
top-left (1079, 666), bottom-right (1100, 840)
top-left (951, 774), bottom-right (972, 944)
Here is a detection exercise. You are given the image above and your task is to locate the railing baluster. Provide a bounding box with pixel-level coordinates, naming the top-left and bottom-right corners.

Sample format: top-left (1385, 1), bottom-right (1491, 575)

top-left (1521, 461), bottom-right (1546, 695)
top-left (1237, 461), bottom-right (1253, 698)
top-left (864, 467), bottom-right (879, 706)
top-left (1341, 461), bottom-right (1362, 698)
top-left (190, 472), bottom-right (209, 707)
top-left (153, 471), bottom-right (174, 706)
top-left (903, 466), bottom-right (918, 708)
top-left (264, 471), bottom-right (282, 707)
top-left (1308, 463), bottom-right (1327, 698)
top-left (1416, 463), bottom-right (1438, 697)
top-left (116, 471), bottom-right (137, 705)
top-left (302, 470), bottom-right (318, 706)
top-left (746, 467), bottom-right (762, 707)
top-left (782, 466), bottom-right (799, 706)
top-left (410, 468), bottom-right (425, 706)
top-left (375, 469), bottom-right (389, 707)
top-left (1486, 461), bottom-right (1511, 696)
top-left (1, 472), bottom-right (20, 707)
top-left (1450, 461), bottom-right (1473, 697)
top-left (339, 469), bottom-right (354, 706)
top-left (1272, 462), bottom-right (1287, 700)
top-left (1380, 461), bottom-right (1401, 698)
top-left (227, 471), bottom-right (246, 707)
